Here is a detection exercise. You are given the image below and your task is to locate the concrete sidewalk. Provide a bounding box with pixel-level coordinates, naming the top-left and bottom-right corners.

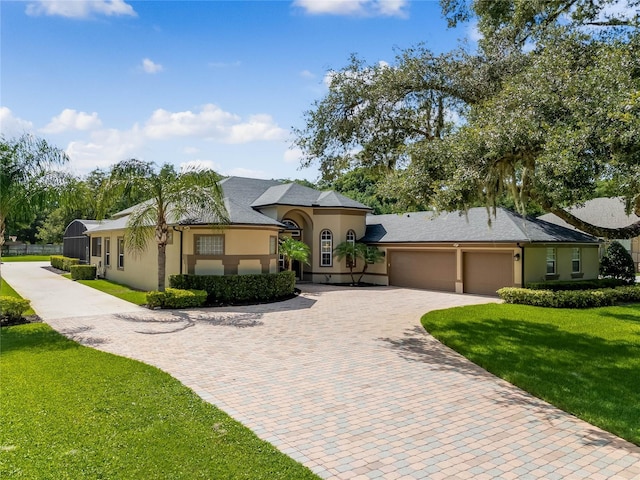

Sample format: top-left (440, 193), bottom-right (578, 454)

top-left (3, 262), bottom-right (640, 479)
top-left (1, 261), bottom-right (144, 320)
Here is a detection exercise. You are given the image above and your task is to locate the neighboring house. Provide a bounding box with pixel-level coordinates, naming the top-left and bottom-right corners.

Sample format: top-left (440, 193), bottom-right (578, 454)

top-left (63, 219), bottom-right (100, 264)
top-left (83, 177), bottom-right (600, 295)
top-left (361, 209), bottom-right (600, 296)
top-left (538, 197), bottom-right (640, 272)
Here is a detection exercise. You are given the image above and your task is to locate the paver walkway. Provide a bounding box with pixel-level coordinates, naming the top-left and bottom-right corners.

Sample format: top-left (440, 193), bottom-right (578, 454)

top-left (3, 262), bottom-right (640, 479)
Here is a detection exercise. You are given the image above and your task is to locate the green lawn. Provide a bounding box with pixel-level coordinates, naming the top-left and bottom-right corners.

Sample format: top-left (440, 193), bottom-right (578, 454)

top-left (1, 255), bottom-right (51, 262)
top-left (421, 303), bottom-right (640, 445)
top-left (63, 275), bottom-right (148, 306)
top-left (0, 323), bottom-right (319, 479)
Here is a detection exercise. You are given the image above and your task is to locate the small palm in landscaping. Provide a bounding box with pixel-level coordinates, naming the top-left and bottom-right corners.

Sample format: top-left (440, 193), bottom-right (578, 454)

top-left (334, 241), bottom-right (384, 285)
top-left (279, 237), bottom-right (310, 271)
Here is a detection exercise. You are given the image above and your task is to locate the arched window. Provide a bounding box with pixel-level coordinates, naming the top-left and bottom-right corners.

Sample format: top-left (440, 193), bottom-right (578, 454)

top-left (320, 229), bottom-right (333, 266)
top-left (346, 230), bottom-right (356, 268)
top-left (282, 219), bottom-right (301, 238)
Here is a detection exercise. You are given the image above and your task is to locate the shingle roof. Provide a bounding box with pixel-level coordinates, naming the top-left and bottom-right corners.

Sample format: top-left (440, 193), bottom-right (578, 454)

top-left (538, 197), bottom-right (639, 232)
top-left (362, 207), bottom-right (599, 244)
top-left (88, 176), bottom-right (367, 233)
top-left (250, 182), bottom-right (370, 210)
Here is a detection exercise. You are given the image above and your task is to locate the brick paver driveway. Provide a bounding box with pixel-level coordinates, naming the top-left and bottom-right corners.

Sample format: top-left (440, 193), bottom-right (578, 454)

top-left (5, 263), bottom-right (640, 479)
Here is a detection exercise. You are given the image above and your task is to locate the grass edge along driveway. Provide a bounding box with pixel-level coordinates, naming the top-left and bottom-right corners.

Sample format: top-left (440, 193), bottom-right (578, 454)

top-left (421, 302), bottom-right (640, 446)
top-left (0, 323), bottom-right (319, 480)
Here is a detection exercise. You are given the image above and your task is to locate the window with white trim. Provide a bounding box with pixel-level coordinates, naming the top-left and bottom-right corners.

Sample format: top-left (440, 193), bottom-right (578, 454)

top-left (92, 237), bottom-right (102, 257)
top-left (546, 248), bottom-right (556, 275)
top-left (269, 236), bottom-right (277, 255)
top-left (195, 235), bottom-right (224, 255)
top-left (572, 248), bottom-right (581, 273)
top-left (320, 229), bottom-right (333, 266)
top-left (117, 237), bottom-right (125, 269)
top-left (346, 229), bottom-right (356, 268)
top-left (104, 238), bottom-right (111, 267)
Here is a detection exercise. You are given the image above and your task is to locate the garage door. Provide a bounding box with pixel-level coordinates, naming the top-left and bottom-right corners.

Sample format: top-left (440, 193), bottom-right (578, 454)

top-left (389, 250), bottom-right (456, 292)
top-left (463, 251), bottom-right (514, 296)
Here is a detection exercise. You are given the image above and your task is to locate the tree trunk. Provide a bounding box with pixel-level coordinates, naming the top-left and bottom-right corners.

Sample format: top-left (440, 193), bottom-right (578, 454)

top-left (357, 263), bottom-right (368, 284)
top-left (157, 242), bottom-right (166, 292)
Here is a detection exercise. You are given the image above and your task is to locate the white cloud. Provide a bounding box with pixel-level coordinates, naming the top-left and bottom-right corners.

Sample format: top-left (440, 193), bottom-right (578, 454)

top-left (179, 159), bottom-right (222, 173)
top-left (26, 0), bottom-right (136, 18)
top-left (41, 109), bottom-right (102, 134)
top-left (65, 126), bottom-right (145, 172)
top-left (467, 21), bottom-right (483, 42)
top-left (293, 0), bottom-right (408, 17)
top-left (141, 58), bottom-right (163, 74)
top-left (0, 107), bottom-right (34, 136)
top-left (143, 104), bottom-right (287, 143)
top-left (224, 167), bottom-right (270, 179)
top-left (300, 69), bottom-right (315, 79)
top-left (284, 147), bottom-right (302, 164)
top-left (183, 146), bottom-right (200, 155)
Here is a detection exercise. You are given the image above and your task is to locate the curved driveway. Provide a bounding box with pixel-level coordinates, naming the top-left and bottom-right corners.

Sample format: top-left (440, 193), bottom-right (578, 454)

top-left (3, 262), bottom-right (640, 479)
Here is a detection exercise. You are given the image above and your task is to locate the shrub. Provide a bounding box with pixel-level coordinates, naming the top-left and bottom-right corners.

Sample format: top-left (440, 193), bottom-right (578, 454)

top-left (169, 271), bottom-right (296, 304)
top-left (526, 278), bottom-right (627, 291)
top-left (498, 285), bottom-right (640, 308)
top-left (70, 265), bottom-right (97, 281)
top-left (600, 241), bottom-right (636, 284)
top-left (50, 255), bottom-right (80, 272)
top-left (0, 296), bottom-right (31, 322)
top-left (146, 288), bottom-right (207, 309)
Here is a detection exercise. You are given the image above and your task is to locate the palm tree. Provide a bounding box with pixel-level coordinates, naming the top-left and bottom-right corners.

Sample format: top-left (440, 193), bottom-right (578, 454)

top-left (279, 237), bottom-right (310, 273)
top-left (0, 135), bottom-right (68, 284)
top-left (334, 241), bottom-right (384, 285)
top-left (334, 241), bottom-right (366, 285)
top-left (101, 159), bottom-right (229, 291)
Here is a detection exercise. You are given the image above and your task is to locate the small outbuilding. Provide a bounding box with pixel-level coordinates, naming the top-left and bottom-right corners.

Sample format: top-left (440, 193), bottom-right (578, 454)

top-left (62, 219), bottom-right (100, 264)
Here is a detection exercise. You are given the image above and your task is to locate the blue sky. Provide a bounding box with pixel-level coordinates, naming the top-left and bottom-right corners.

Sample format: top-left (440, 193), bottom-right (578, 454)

top-left (1, 0), bottom-right (475, 181)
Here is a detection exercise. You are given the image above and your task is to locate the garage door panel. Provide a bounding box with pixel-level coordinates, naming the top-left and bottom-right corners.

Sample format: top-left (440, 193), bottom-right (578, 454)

top-left (463, 252), bottom-right (514, 295)
top-left (389, 251), bottom-right (456, 292)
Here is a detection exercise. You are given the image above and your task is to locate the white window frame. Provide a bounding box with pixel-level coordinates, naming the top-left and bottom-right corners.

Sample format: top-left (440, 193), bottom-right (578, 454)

top-left (117, 237), bottom-right (125, 270)
top-left (104, 237), bottom-right (111, 267)
top-left (346, 229), bottom-right (356, 268)
top-left (320, 229), bottom-right (333, 267)
top-left (546, 247), bottom-right (556, 275)
top-left (195, 234), bottom-right (224, 255)
top-left (572, 248), bottom-right (581, 273)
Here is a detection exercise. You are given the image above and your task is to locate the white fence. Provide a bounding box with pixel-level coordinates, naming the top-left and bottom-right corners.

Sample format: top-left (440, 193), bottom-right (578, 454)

top-left (1, 244), bottom-right (63, 256)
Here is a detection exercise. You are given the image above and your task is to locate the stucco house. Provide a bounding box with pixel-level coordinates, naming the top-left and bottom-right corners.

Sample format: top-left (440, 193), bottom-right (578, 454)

top-left (83, 177), bottom-right (600, 295)
top-left (539, 197), bottom-right (640, 272)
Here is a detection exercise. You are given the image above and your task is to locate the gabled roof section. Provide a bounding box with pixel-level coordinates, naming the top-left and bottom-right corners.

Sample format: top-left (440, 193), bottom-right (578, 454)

top-left (362, 207), bottom-right (599, 244)
top-left (538, 197), bottom-right (640, 233)
top-left (251, 182), bottom-right (370, 210)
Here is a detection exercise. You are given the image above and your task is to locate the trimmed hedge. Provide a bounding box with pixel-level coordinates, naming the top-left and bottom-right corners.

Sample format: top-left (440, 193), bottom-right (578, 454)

top-left (169, 271), bottom-right (296, 304)
top-left (147, 288), bottom-right (208, 309)
top-left (70, 265), bottom-right (97, 281)
top-left (50, 255), bottom-right (80, 272)
top-left (0, 296), bottom-right (31, 322)
top-left (526, 278), bottom-right (628, 291)
top-left (498, 285), bottom-right (640, 309)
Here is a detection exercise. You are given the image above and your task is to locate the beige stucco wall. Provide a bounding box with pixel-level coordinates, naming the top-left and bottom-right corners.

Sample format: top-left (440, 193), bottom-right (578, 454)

top-left (88, 225), bottom-right (281, 291)
top-left (88, 228), bottom-right (182, 292)
top-left (523, 244), bottom-right (600, 284)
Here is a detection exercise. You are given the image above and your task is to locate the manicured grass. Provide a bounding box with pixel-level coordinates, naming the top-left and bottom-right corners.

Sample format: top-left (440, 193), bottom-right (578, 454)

top-left (421, 303), bottom-right (640, 445)
top-left (1, 255), bottom-right (51, 262)
top-left (0, 323), bottom-right (319, 479)
top-left (63, 275), bottom-right (148, 306)
top-left (0, 281), bottom-right (35, 316)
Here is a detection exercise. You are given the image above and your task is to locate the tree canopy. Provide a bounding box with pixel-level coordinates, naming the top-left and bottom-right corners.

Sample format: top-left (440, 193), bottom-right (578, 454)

top-left (294, 0), bottom-right (640, 238)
